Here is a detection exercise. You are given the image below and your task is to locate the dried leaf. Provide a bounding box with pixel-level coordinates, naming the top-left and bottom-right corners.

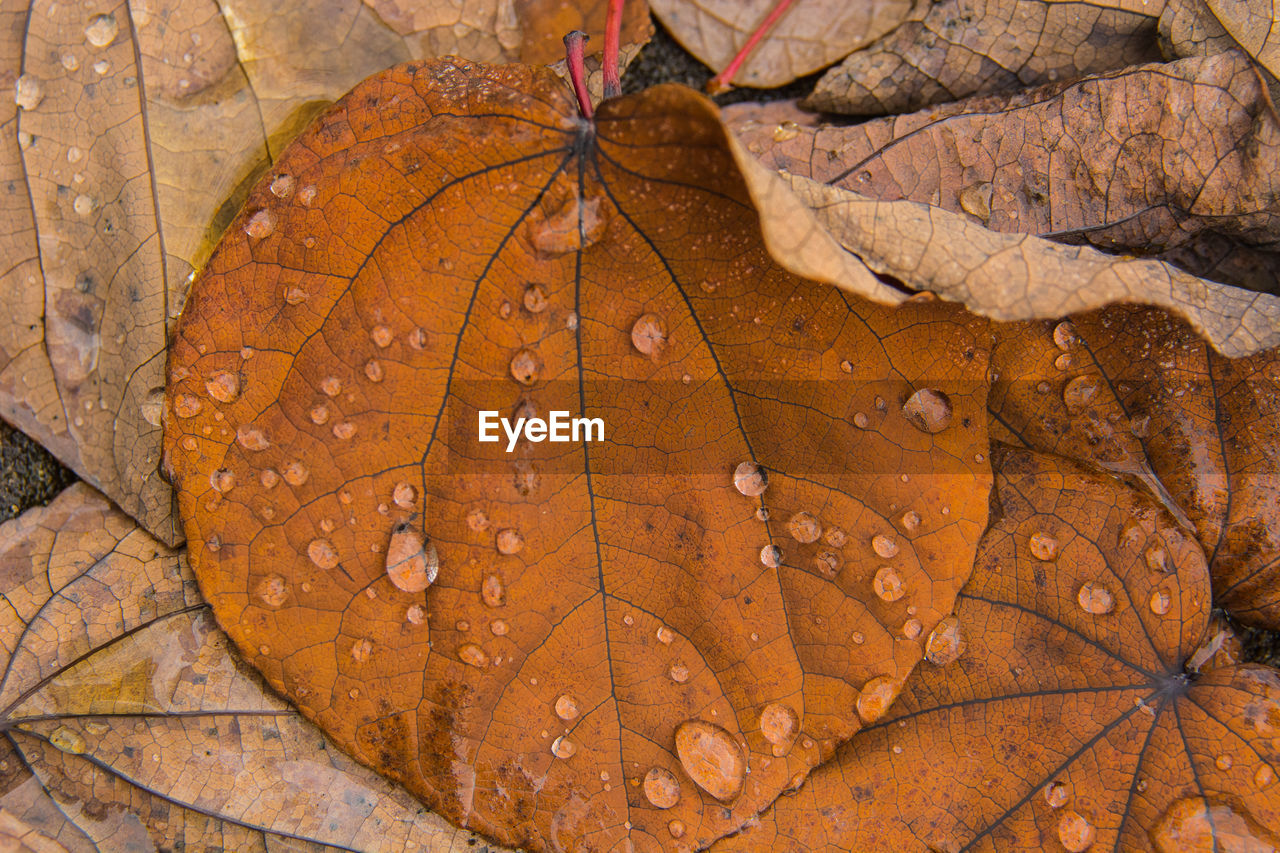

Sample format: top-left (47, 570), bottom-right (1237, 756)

top-left (714, 446), bottom-right (1280, 852)
top-left (1203, 0), bottom-right (1280, 77)
top-left (163, 59), bottom-right (993, 851)
top-left (648, 0), bottom-right (916, 89)
top-left (1159, 0), bottom-right (1238, 58)
top-left (731, 51), bottom-right (1280, 294)
top-left (990, 305), bottom-right (1280, 629)
top-left (0, 483), bottom-right (498, 852)
top-left (804, 0), bottom-right (1163, 115)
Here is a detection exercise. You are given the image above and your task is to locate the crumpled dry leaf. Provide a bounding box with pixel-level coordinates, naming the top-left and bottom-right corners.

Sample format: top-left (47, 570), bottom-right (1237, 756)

top-left (1159, 0), bottom-right (1238, 57)
top-left (804, 0), bottom-right (1163, 115)
top-left (714, 446), bottom-right (1280, 852)
top-left (989, 305), bottom-right (1280, 629)
top-left (0, 483), bottom-right (499, 852)
top-left (0, 0), bottom-right (650, 546)
top-left (730, 51), bottom-right (1280, 295)
top-left (163, 58), bottom-right (992, 852)
top-left (775, 166), bottom-right (1280, 358)
top-left (648, 0), bottom-right (916, 89)
top-left (1204, 0), bottom-right (1280, 77)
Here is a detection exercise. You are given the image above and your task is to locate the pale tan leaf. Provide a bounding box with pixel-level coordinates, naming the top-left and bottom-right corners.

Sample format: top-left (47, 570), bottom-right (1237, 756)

top-left (1205, 0), bottom-right (1280, 77)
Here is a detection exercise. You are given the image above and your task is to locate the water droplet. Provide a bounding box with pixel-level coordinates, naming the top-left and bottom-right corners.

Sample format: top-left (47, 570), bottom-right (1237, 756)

top-left (393, 482), bottom-right (416, 509)
top-left (351, 638), bottom-right (373, 662)
top-left (499, 300), bottom-right (513, 319)
top-left (901, 510), bottom-right (921, 532)
top-left (852, 412), bottom-right (869, 429)
top-left (839, 360), bottom-right (853, 373)
top-left (1149, 587), bottom-right (1172, 615)
top-left (631, 313), bottom-right (667, 359)
top-left (1216, 753), bottom-right (1233, 771)
top-left (813, 550), bottom-right (842, 577)
top-left (1077, 581), bottom-right (1115, 615)
top-left (925, 615), bottom-right (966, 665)
top-left (1053, 321), bottom-right (1079, 351)
top-left (1144, 544), bottom-right (1169, 573)
top-left (256, 574), bottom-right (288, 608)
top-left (496, 528), bottom-right (524, 555)
top-left (370, 325), bottom-right (394, 348)
top-left (1054, 353), bottom-right (1073, 370)
top-left (873, 566), bottom-right (905, 602)
top-left (482, 573), bottom-right (505, 607)
top-left (656, 625), bottom-right (675, 644)
top-left (245, 209), bottom-right (276, 239)
top-left (174, 394), bottom-right (203, 418)
top-left (209, 468), bottom-right (235, 493)
top-left (50, 726), bottom-right (86, 754)
top-left (307, 538), bottom-right (339, 569)
top-left (1029, 531), bottom-right (1059, 561)
top-left (669, 663), bottom-right (690, 683)
top-left (668, 820), bottom-right (685, 838)
top-left (958, 182), bottom-right (992, 221)
top-left (385, 522), bottom-right (437, 593)
top-left (269, 174), bottom-right (295, 198)
top-left (674, 720), bottom-right (746, 802)
top-left (72, 194), bottom-right (94, 216)
top-left (333, 422), bottom-right (356, 440)
top-left (856, 675), bottom-right (899, 722)
top-left (732, 461), bottom-right (768, 496)
top-left (406, 604), bottom-right (425, 625)
top-left (236, 425), bottom-right (269, 451)
top-left (14, 74), bottom-right (43, 111)
top-left (1254, 765), bottom-right (1275, 789)
top-left (551, 735), bottom-right (577, 759)
top-left (509, 348), bottom-right (542, 385)
top-left (1044, 779), bottom-right (1070, 808)
top-left (1063, 375), bottom-right (1100, 414)
top-left (623, 613), bottom-right (634, 626)
top-left (759, 703), bottom-right (799, 755)
top-left (902, 389), bottom-right (953, 433)
top-left (902, 618), bottom-right (922, 639)
top-left (760, 544), bottom-right (782, 568)
top-left (320, 376), bottom-right (342, 397)
top-left (364, 359), bottom-right (384, 382)
top-left (772, 120), bottom-right (800, 142)
top-left (522, 283), bottom-right (549, 313)
top-left (260, 469), bottom-right (280, 488)
top-left (643, 766), bottom-right (681, 808)
top-left (787, 512), bottom-right (821, 543)
top-left (851, 631), bottom-right (864, 644)
top-left (555, 694), bottom-right (579, 721)
top-left (872, 534), bottom-right (899, 559)
top-left (458, 643), bottom-right (489, 667)
top-left (490, 619), bottom-right (508, 635)
top-left (1057, 810), bottom-right (1095, 852)
top-left (283, 461), bottom-right (308, 486)
top-left (1153, 797), bottom-right (1278, 851)
top-left (84, 13), bottom-right (118, 47)
top-left (822, 527), bottom-right (847, 547)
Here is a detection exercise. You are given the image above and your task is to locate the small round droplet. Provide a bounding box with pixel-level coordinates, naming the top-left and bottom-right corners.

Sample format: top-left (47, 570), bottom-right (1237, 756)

top-left (309, 404), bottom-right (330, 425)
top-left (902, 389), bottom-right (953, 433)
top-left (852, 412), bottom-right (869, 429)
top-left (760, 545), bottom-right (782, 568)
top-left (509, 348), bottom-right (542, 385)
top-left (1029, 531), bottom-right (1059, 561)
top-left (1044, 779), bottom-right (1070, 808)
top-left (14, 74), bottom-right (43, 110)
top-left (656, 625), bottom-right (675, 644)
top-left (1077, 581), bottom-right (1115, 615)
top-left (668, 820), bottom-right (685, 838)
top-left (631, 313), bottom-right (667, 359)
top-left (236, 425), bottom-right (269, 451)
top-left (458, 643), bottom-right (489, 667)
top-left (209, 468), bottom-right (235, 493)
top-left (787, 512), bottom-right (821, 544)
top-left (320, 376), bottom-right (342, 397)
top-left (496, 528), bottom-right (524, 555)
top-left (1254, 765), bottom-right (1275, 789)
top-left (283, 461), bottom-right (308, 486)
top-left (643, 766), bottom-right (681, 809)
top-left (490, 619), bottom-right (508, 635)
top-left (1144, 544), bottom-right (1169, 573)
top-left (901, 510), bottom-right (921, 532)
top-left (1149, 587), bottom-right (1172, 615)
top-left (1053, 321), bottom-right (1079, 351)
top-left (308, 538), bottom-right (339, 569)
top-left (73, 194), bottom-right (94, 216)
top-left (873, 566), bottom-right (905, 602)
top-left (551, 735), bottom-right (576, 759)
top-left (350, 638), bottom-right (373, 662)
top-left (555, 694), bottom-right (579, 721)
top-left (333, 422), bottom-right (356, 440)
top-left (364, 359), bottom-right (384, 382)
top-left (393, 482), bottom-right (416, 509)
top-left (733, 461), bottom-right (768, 496)
top-left (1216, 753), bottom-right (1233, 771)
top-left (385, 523), bottom-right (437, 593)
top-left (173, 394), bottom-right (203, 418)
top-left (269, 174), bottom-right (295, 198)
top-left (244, 209), bottom-right (276, 239)
top-left (406, 604), bottom-right (425, 625)
top-left (813, 550), bottom-right (841, 577)
top-left (523, 283), bottom-right (548, 312)
top-left (759, 703), bottom-right (799, 753)
top-left (260, 469), bottom-right (280, 488)
top-left (669, 663), bottom-right (690, 683)
top-left (674, 720), bottom-right (746, 802)
top-left (872, 534), bottom-right (899, 559)
top-left (856, 675), bottom-right (899, 723)
top-left (1063, 375), bottom-right (1100, 414)
top-left (925, 615), bottom-right (966, 665)
top-left (1055, 353), bottom-right (1073, 370)
top-left (256, 574), bottom-right (288, 608)
top-left (84, 13), bottom-right (118, 47)
top-left (467, 508), bottom-right (490, 531)
top-left (902, 618), bottom-right (923, 639)
top-left (482, 573), bottom-right (505, 607)
top-left (1057, 810), bottom-right (1096, 852)
top-left (371, 325), bottom-right (393, 347)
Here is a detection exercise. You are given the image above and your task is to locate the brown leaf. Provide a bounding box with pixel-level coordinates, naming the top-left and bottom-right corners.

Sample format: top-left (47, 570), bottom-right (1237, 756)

top-left (648, 0), bottom-right (915, 88)
top-left (162, 59), bottom-right (993, 851)
top-left (804, 0), bottom-right (1163, 115)
top-left (713, 446), bottom-right (1280, 852)
top-left (1, 0), bottom-right (649, 545)
top-left (1203, 0), bottom-right (1280, 78)
top-left (730, 51), bottom-right (1280, 295)
top-left (1159, 0), bottom-right (1238, 58)
top-left (0, 483), bottom-right (498, 852)
top-left (990, 305), bottom-right (1280, 628)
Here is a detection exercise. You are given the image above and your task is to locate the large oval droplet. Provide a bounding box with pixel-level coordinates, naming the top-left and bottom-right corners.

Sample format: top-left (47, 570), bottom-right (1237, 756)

top-left (643, 767), bottom-right (681, 809)
top-left (856, 675), bottom-right (899, 723)
top-left (1077, 581), bottom-right (1115, 615)
top-left (385, 523), bottom-right (438, 593)
top-left (733, 461), bottom-right (768, 496)
top-left (457, 643), bottom-right (489, 668)
top-left (871, 534), bottom-right (899, 559)
top-left (1057, 810), bottom-right (1095, 852)
top-left (902, 388), bottom-right (953, 433)
top-left (924, 616), bottom-right (966, 666)
top-left (674, 720), bottom-right (746, 802)
top-left (1152, 796), bottom-right (1279, 852)
top-left (307, 538), bottom-right (339, 569)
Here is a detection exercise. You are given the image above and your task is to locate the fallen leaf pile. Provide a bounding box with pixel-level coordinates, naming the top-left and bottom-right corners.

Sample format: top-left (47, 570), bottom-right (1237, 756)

top-left (1, 0), bottom-right (1279, 849)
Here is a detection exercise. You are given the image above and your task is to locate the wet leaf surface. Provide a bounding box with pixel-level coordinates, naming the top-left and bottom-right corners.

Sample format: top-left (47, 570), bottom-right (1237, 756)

top-left (730, 51), bottom-right (1280, 296)
top-left (713, 446), bottom-right (1280, 852)
top-left (163, 59), bottom-right (992, 852)
top-left (805, 0), bottom-right (1163, 115)
top-left (0, 483), bottom-right (500, 852)
top-left (990, 305), bottom-right (1280, 629)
